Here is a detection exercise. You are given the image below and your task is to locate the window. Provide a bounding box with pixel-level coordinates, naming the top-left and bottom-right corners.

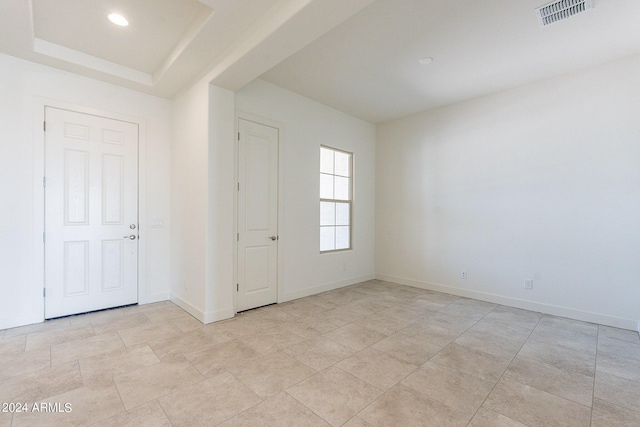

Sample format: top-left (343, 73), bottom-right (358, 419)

top-left (320, 146), bottom-right (352, 252)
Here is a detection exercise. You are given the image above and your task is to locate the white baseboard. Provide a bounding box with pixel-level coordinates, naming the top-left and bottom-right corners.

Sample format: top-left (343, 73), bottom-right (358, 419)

top-left (140, 292), bottom-right (169, 305)
top-left (376, 273), bottom-right (639, 331)
top-left (169, 294), bottom-right (204, 322)
top-left (0, 313), bottom-right (44, 331)
top-left (281, 274), bottom-right (376, 303)
top-left (203, 307), bottom-right (235, 324)
top-left (170, 293), bottom-right (234, 325)
top-left (1, 295), bottom-right (170, 330)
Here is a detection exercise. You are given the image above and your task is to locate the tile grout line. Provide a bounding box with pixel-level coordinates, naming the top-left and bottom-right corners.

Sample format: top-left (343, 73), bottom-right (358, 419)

top-left (284, 364), bottom-right (332, 424)
top-left (397, 300), bottom-right (490, 374)
top-left (113, 351), bottom-right (208, 413)
top-left (464, 311), bottom-right (543, 426)
top-left (214, 361), bottom-right (313, 426)
top-left (324, 364), bottom-right (385, 427)
top-left (590, 326), bottom-right (601, 427)
top-left (350, 296), bottom-right (492, 425)
top-left (283, 387), bottom-right (334, 426)
top-left (393, 300), bottom-right (492, 424)
top-left (4, 283), bottom-right (639, 425)
top-left (48, 341), bottom-right (52, 370)
top-left (158, 399), bottom-right (176, 427)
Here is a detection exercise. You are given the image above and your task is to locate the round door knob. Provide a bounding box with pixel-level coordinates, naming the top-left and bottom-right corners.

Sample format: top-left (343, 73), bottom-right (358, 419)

top-left (269, 236), bottom-right (278, 241)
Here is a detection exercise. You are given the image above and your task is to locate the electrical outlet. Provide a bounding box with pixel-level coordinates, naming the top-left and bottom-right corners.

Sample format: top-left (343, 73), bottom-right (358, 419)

top-left (524, 279), bottom-right (533, 289)
top-left (460, 270), bottom-right (467, 279)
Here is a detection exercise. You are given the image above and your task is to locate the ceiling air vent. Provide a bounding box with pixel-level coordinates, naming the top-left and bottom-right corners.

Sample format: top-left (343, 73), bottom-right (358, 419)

top-left (536, 0), bottom-right (592, 26)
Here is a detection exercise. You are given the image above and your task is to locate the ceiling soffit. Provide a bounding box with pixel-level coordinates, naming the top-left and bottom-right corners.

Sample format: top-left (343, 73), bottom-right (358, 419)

top-left (0, 0), bottom-right (374, 99)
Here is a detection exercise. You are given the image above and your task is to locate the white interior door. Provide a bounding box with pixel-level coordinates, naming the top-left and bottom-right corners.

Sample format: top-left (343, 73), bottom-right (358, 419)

top-left (237, 119), bottom-right (279, 312)
top-left (44, 107), bottom-right (139, 318)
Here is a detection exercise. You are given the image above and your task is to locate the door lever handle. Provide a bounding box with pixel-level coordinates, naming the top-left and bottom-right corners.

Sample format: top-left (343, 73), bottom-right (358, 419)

top-left (268, 236), bottom-right (278, 241)
top-left (124, 235), bottom-right (136, 240)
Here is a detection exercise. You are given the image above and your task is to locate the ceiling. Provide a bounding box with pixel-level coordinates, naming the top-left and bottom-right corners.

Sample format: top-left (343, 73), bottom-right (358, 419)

top-left (1, 0), bottom-right (639, 123)
top-left (0, 0), bottom-right (373, 97)
top-left (261, 0), bottom-right (640, 123)
top-left (32, 0), bottom-right (210, 75)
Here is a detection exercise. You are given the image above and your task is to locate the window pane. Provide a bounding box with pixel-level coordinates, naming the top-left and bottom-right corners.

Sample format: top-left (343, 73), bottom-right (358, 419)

top-left (335, 226), bottom-right (350, 250)
top-left (320, 146), bottom-right (352, 253)
top-left (320, 173), bottom-right (334, 199)
top-left (320, 147), bottom-right (334, 174)
top-left (320, 202), bottom-right (336, 226)
top-left (320, 227), bottom-right (335, 251)
top-left (334, 176), bottom-right (349, 200)
top-left (335, 202), bottom-right (350, 226)
top-left (334, 151), bottom-right (350, 177)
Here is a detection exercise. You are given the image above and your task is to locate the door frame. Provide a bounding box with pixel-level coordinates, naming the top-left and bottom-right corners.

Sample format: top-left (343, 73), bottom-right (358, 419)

top-left (33, 98), bottom-right (148, 322)
top-left (234, 112), bottom-right (285, 313)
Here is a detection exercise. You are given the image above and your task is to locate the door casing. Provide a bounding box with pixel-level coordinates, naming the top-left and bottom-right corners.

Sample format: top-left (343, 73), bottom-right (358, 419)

top-left (44, 106), bottom-right (139, 318)
top-left (234, 112), bottom-right (285, 314)
top-left (33, 98), bottom-right (148, 323)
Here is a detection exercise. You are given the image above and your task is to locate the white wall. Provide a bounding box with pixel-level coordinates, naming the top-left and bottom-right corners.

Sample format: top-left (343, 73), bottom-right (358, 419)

top-left (205, 85), bottom-right (236, 320)
top-left (0, 53), bottom-right (172, 329)
top-left (170, 82), bottom-right (235, 323)
top-left (170, 80), bottom-right (209, 317)
top-left (376, 55), bottom-right (640, 329)
top-left (235, 79), bottom-right (376, 301)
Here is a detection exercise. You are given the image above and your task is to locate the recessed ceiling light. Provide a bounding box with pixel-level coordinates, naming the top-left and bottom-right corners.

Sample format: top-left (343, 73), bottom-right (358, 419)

top-left (419, 57), bottom-right (434, 66)
top-left (108, 13), bottom-right (129, 27)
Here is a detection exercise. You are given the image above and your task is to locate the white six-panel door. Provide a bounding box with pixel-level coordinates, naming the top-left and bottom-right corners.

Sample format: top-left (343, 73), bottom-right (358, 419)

top-left (44, 107), bottom-right (139, 318)
top-left (237, 119), bottom-right (279, 312)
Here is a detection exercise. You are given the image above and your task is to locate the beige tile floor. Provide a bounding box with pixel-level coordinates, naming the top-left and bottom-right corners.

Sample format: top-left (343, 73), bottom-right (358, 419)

top-left (1, 280), bottom-right (639, 426)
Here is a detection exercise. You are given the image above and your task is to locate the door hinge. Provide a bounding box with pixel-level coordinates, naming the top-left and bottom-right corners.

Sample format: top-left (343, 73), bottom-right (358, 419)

top-left (237, 233), bottom-right (239, 241)
top-left (43, 288), bottom-right (46, 297)
top-left (43, 121), bottom-right (46, 132)
top-left (238, 132), bottom-right (240, 141)
top-left (43, 232), bottom-right (45, 242)
top-left (237, 283), bottom-right (239, 292)
top-left (237, 182), bottom-right (239, 191)
top-left (43, 177), bottom-right (46, 187)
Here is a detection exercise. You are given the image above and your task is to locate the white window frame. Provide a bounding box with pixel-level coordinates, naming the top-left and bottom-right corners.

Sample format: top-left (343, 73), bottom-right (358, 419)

top-left (320, 145), bottom-right (353, 253)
